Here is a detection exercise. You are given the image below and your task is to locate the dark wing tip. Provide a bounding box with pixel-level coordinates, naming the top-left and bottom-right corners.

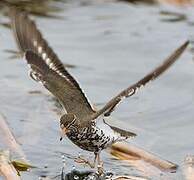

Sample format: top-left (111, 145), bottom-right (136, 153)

top-left (184, 40), bottom-right (190, 46)
top-left (177, 40), bottom-right (189, 56)
top-left (181, 40), bottom-right (189, 50)
top-left (163, 40), bottom-right (189, 68)
top-left (130, 132), bottom-right (137, 137)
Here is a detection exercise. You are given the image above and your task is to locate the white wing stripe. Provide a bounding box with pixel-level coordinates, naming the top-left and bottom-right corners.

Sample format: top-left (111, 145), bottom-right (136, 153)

top-left (38, 46), bottom-right (42, 54)
top-left (33, 40), bottom-right (38, 47)
top-left (46, 57), bottom-right (51, 65)
top-left (42, 52), bottom-right (47, 60)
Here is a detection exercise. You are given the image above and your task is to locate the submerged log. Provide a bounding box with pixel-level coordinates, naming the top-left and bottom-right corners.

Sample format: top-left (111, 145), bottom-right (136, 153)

top-left (118, 0), bottom-right (194, 5)
top-left (157, 0), bottom-right (193, 5)
top-left (110, 142), bottom-right (178, 172)
top-left (113, 175), bottom-right (148, 180)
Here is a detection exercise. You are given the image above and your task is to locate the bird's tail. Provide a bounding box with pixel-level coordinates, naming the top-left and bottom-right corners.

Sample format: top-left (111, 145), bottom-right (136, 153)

top-left (103, 119), bottom-right (137, 138)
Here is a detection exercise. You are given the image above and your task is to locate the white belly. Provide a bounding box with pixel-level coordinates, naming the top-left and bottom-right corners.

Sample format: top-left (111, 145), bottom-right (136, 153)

top-left (95, 119), bottom-right (121, 142)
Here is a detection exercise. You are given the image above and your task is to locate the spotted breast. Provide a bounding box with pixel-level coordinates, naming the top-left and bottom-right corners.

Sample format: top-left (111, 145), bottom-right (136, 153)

top-left (66, 119), bottom-right (124, 153)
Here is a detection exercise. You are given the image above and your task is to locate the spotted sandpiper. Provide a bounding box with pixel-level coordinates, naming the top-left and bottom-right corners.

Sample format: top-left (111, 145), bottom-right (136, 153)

top-left (10, 8), bottom-right (189, 173)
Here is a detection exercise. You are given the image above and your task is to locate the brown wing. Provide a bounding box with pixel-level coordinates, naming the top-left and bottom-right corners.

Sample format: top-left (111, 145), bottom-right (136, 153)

top-left (91, 41), bottom-right (189, 119)
top-left (10, 8), bottom-right (84, 90)
top-left (10, 8), bottom-right (66, 74)
top-left (10, 8), bottom-right (94, 111)
top-left (25, 50), bottom-right (95, 121)
top-left (10, 8), bottom-right (95, 117)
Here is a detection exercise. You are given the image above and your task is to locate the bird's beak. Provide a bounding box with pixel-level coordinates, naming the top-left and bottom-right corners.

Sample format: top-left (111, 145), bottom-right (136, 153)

top-left (62, 127), bottom-right (69, 134)
top-left (60, 127), bottom-right (69, 141)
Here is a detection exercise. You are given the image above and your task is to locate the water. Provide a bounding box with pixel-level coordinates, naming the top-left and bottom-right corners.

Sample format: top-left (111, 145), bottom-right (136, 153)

top-left (0, 0), bottom-right (194, 179)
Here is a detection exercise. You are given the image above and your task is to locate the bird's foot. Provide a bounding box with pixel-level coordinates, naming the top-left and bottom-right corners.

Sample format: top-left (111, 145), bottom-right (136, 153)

top-left (74, 156), bottom-right (95, 168)
top-left (97, 161), bottom-right (104, 175)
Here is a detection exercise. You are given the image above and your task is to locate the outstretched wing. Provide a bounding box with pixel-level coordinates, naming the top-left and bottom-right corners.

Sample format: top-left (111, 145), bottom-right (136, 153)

top-left (10, 8), bottom-right (65, 75)
top-left (10, 8), bottom-right (96, 119)
top-left (25, 50), bottom-right (95, 120)
top-left (91, 41), bottom-right (189, 119)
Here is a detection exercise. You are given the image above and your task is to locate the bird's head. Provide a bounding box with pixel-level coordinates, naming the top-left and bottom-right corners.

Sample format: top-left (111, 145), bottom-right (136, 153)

top-left (60, 113), bottom-right (78, 140)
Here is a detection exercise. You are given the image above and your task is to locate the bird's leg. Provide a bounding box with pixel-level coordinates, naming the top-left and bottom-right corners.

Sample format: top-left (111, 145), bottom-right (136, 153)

top-left (96, 152), bottom-right (104, 175)
top-left (74, 154), bottom-right (97, 168)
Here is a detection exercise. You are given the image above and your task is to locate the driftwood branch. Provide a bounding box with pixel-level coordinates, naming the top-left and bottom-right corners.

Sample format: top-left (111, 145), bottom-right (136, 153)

top-left (113, 175), bottom-right (148, 180)
top-left (0, 113), bottom-right (32, 179)
top-left (110, 142), bottom-right (178, 172)
top-left (183, 155), bottom-right (194, 180)
top-left (0, 150), bottom-right (21, 180)
top-left (0, 113), bottom-right (26, 160)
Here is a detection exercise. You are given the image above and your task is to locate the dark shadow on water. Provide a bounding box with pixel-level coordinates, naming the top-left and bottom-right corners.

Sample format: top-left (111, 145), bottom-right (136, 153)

top-left (159, 10), bottom-right (187, 23)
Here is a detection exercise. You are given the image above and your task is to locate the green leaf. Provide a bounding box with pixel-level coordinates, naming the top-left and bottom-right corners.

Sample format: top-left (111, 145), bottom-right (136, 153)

top-left (11, 160), bottom-right (36, 172)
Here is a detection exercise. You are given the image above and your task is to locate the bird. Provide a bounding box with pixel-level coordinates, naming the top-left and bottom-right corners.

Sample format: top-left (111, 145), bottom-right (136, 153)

top-left (10, 8), bottom-right (189, 173)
